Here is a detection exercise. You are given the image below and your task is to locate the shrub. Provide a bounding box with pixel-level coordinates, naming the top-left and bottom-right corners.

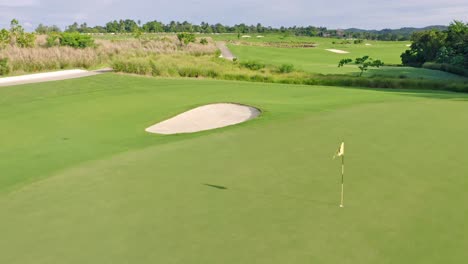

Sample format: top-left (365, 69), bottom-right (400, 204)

top-left (0, 29), bottom-right (9, 49)
top-left (354, 39), bottom-right (364, 44)
top-left (16, 32), bottom-right (36, 48)
top-left (178, 67), bottom-right (202, 77)
top-left (46, 34), bottom-right (60, 47)
top-left (240, 60), bottom-right (265, 70)
top-left (200, 38), bottom-right (208, 45)
top-left (59, 33), bottom-right (95, 48)
top-left (278, 64), bottom-right (295, 73)
top-left (0, 58), bottom-right (9, 75)
top-left (177, 33), bottom-right (196, 45)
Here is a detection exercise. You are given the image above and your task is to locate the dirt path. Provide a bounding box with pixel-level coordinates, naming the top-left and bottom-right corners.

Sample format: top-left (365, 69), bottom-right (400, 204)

top-left (216, 42), bottom-right (236, 61)
top-left (0, 68), bottom-right (113, 87)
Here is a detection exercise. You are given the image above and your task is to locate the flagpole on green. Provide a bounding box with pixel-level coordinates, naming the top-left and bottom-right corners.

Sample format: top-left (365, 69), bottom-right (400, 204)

top-left (334, 141), bottom-right (345, 208)
top-left (340, 155), bottom-right (344, 208)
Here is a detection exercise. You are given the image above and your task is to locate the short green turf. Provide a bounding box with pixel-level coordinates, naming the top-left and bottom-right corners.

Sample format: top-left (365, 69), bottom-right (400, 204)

top-left (227, 38), bottom-right (467, 81)
top-left (1, 74), bottom-right (468, 263)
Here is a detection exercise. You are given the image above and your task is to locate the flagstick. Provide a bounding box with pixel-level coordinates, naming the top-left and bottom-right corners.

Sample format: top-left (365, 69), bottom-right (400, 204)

top-left (340, 155), bottom-right (344, 208)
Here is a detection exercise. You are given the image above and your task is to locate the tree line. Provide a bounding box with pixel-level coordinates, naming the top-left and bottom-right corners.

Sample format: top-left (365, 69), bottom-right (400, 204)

top-left (32, 19), bottom-right (447, 41)
top-left (402, 21), bottom-right (468, 72)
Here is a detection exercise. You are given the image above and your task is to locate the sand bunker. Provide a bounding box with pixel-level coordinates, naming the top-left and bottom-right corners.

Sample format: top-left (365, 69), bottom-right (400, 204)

top-left (146, 103), bottom-right (261, 135)
top-left (325, 49), bottom-right (350, 54)
top-left (365, 43), bottom-right (372, 46)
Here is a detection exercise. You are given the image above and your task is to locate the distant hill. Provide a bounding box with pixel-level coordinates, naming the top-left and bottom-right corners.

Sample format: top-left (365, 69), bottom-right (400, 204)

top-left (343, 26), bottom-right (448, 40)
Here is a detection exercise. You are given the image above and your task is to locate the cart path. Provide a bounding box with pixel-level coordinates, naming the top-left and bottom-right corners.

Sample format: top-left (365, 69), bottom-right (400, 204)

top-left (216, 42), bottom-right (236, 61)
top-left (0, 68), bottom-right (113, 87)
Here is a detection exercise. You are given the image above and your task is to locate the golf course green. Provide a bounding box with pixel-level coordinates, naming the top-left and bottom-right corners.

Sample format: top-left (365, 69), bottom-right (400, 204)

top-left (226, 37), bottom-right (467, 81)
top-left (1, 74), bottom-right (468, 263)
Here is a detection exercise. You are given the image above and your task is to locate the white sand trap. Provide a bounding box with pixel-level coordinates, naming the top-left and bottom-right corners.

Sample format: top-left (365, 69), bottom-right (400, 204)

top-left (365, 43), bottom-right (372, 46)
top-left (241, 35), bottom-right (251, 38)
top-left (256, 35), bottom-right (264, 38)
top-left (146, 103), bottom-right (261, 135)
top-left (325, 49), bottom-right (350, 54)
top-left (406, 44), bottom-right (411, 47)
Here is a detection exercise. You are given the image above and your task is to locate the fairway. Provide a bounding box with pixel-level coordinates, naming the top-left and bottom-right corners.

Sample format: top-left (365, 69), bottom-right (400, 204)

top-left (226, 37), bottom-right (467, 81)
top-left (1, 74), bottom-right (468, 263)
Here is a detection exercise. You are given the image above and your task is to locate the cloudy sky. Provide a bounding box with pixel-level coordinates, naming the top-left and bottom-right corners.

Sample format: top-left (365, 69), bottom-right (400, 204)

top-left (0, 0), bottom-right (467, 30)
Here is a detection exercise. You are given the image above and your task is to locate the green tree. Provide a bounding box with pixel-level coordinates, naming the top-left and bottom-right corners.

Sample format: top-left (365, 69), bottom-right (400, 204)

top-left (66, 22), bottom-right (79, 33)
top-left (338, 56), bottom-right (384, 76)
top-left (105, 21), bottom-right (119, 33)
top-left (0, 29), bottom-right (9, 49)
top-left (58, 32), bottom-right (94, 48)
top-left (7, 19), bottom-right (36, 48)
top-left (142, 21), bottom-right (164, 33)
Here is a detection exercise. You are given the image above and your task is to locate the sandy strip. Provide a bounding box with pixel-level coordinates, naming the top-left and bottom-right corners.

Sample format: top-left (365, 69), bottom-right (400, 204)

top-left (325, 49), bottom-right (350, 54)
top-left (216, 42), bottom-right (236, 61)
top-left (0, 68), bottom-right (112, 87)
top-left (146, 103), bottom-right (260, 135)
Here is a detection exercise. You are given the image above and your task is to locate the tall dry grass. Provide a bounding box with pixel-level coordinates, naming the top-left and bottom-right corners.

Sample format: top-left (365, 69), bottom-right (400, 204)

top-left (0, 36), bottom-right (217, 75)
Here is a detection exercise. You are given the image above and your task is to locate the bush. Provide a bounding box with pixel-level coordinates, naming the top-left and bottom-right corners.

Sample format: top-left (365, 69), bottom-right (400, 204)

top-left (177, 33), bottom-right (196, 45)
top-left (0, 29), bottom-right (9, 49)
top-left (178, 67), bottom-right (202, 77)
top-left (278, 64), bottom-right (295, 73)
top-left (59, 33), bottom-right (95, 48)
top-left (240, 60), bottom-right (265, 70)
top-left (46, 34), bottom-right (60, 47)
top-left (0, 58), bottom-right (9, 75)
top-left (354, 39), bottom-right (364, 44)
top-left (16, 32), bottom-right (36, 48)
top-left (200, 38), bottom-right (208, 45)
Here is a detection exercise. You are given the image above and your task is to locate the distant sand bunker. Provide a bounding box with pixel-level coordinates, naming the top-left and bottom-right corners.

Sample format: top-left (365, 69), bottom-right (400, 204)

top-left (325, 49), bottom-right (350, 54)
top-left (146, 103), bottom-right (261, 135)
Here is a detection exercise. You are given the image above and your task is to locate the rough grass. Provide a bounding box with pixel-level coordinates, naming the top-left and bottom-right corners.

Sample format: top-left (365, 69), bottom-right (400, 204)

top-left (0, 36), bottom-right (217, 75)
top-left (111, 55), bottom-right (468, 92)
top-left (1, 75), bottom-right (468, 263)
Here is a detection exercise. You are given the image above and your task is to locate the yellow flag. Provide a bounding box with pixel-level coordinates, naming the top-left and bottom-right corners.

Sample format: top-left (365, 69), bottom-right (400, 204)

top-left (333, 142), bottom-right (344, 159)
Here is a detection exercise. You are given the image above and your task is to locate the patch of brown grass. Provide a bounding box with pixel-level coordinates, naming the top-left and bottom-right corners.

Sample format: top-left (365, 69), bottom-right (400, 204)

top-left (0, 36), bottom-right (217, 74)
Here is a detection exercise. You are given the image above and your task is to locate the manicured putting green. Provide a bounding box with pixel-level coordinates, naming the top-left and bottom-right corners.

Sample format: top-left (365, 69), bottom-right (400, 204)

top-left (1, 74), bottom-right (468, 263)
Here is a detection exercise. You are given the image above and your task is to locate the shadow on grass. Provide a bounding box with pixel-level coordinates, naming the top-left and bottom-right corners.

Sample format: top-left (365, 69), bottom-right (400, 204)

top-left (203, 183), bottom-right (228, 190)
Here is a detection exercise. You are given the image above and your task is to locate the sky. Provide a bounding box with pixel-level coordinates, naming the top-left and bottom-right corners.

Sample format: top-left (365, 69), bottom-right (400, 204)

top-left (0, 0), bottom-right (467, 31)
